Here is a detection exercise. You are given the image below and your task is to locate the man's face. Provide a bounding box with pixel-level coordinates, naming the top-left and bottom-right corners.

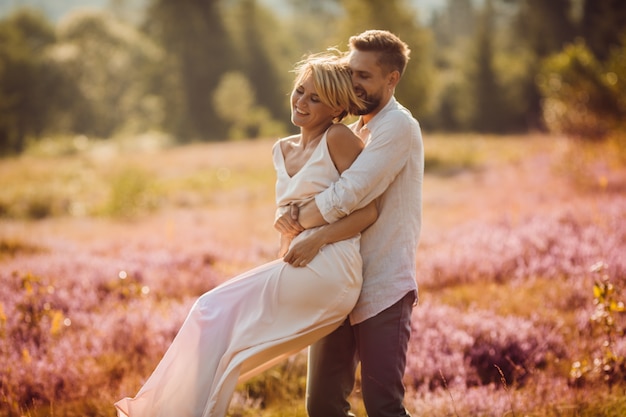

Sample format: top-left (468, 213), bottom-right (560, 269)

top-left (348, 49), bottom-right (390, 116)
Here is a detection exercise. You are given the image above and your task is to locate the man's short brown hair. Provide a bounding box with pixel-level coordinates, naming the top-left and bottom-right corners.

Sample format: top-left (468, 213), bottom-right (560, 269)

top-left (349, 30), bottom-right (411, 76)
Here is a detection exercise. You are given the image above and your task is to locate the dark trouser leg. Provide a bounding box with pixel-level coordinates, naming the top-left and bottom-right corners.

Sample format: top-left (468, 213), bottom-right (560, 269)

top-left (306, 319), bottom-right (358, 417)
top-left (356, 291), bottom-right (415, 417)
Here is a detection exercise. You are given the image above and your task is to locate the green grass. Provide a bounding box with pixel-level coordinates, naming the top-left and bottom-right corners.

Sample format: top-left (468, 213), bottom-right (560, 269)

top-left (0, 237), bottom-right (45, 258)
top-left (0, 132), bottom-right (551, 220)
top-left (434, 278), bottom-right (584, 323)
top-left (424, 133), bottom-right (553, 176)
top-left (0, 135), bottom-right (277, 220)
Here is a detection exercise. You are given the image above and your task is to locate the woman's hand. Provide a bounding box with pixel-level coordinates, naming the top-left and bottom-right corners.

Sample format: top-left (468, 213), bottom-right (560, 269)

top-left (278, 234), bottom-right (292, 258)
top-left (274, 204), bottom-right (304, 238)
top-left (283, 231), bottom-right (325, 268)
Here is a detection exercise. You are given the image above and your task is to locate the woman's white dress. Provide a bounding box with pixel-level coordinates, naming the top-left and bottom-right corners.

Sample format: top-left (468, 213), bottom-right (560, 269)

top-left (115, 131), bottom-right (363, 417)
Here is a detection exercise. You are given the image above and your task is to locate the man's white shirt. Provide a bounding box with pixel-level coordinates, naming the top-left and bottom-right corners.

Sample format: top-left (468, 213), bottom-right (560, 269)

top-left (315, 96), bottom-right (424, 324)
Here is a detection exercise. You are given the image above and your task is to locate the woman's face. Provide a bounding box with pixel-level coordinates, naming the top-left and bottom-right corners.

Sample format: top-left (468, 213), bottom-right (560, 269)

top-left (290, 73), bottom-right (339, 130)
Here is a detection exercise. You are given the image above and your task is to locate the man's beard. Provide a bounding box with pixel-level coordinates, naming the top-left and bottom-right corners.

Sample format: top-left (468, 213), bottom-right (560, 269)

top-left (355, 92), bottom-right (381, 116)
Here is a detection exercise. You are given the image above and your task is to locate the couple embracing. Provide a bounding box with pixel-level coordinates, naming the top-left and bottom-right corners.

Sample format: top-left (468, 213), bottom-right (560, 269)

top-left (115, 29), bottom-right (423, 417)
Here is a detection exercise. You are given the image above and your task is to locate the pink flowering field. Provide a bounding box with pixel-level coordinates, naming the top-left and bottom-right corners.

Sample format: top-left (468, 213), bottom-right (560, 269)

top-left (1, 133), bottom-right (625, 416)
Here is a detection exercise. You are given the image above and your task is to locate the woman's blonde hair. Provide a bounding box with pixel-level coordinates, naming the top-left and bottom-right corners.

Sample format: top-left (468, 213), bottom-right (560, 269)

top-left (292, 51), bottom-right (365, 122)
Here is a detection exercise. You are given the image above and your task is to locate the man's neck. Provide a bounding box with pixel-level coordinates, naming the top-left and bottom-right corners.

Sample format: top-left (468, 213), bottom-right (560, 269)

top-left (362, 96), bottom-right (392, 125)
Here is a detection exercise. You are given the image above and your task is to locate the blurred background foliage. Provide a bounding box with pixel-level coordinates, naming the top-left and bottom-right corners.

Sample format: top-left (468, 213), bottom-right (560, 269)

top-left (0, 0), bottom-right (625, 155)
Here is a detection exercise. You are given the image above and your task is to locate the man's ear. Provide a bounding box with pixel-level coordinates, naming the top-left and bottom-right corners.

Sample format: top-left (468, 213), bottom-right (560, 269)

top-left (387, 70), bottom-right (401, 89)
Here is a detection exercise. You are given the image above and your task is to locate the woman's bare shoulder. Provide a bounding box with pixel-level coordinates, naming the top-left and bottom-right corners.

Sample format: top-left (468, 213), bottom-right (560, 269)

top-left (276, 133), bottom-right (300, 152)
top-left (326, 123), bottom-right (363, 173)
top-left (326, 123), bottom-right (363, 152)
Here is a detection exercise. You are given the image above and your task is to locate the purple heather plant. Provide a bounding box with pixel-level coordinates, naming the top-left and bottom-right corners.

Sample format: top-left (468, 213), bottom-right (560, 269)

top-left (0, 176), bottom-right (624, 415)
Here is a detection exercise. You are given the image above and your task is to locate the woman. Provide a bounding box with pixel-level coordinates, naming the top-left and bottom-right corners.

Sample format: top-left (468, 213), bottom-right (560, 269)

top-left (115, 53), bottom-right (376, 417)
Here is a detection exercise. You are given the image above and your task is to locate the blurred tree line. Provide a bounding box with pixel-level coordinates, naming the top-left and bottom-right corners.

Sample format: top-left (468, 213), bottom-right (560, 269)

top-left (0, 0), bottom-right (625, 155)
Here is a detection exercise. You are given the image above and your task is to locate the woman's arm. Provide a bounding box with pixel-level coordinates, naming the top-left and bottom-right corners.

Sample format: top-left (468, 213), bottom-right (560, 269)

top-left (276, 205), bottom-right (298, 257)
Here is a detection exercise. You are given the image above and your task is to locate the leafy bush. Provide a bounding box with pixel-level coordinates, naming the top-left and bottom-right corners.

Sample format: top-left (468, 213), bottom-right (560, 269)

top-left (570, 262), bottom-right (626, 389)
top-left (51, 10), bottom-right (166, 138)
top-left (538, 39), bottom-right (626, 141)
top-left (103, 168), bottom-right (159, 218)
top-left (3, 190), bottom-right (69, 220)
top-left (212, 71), bottom-right (286, 140)
top-left (405, 300), bottom-right (566, 391)
top-left (0, 8), bottom-right (58, 156)
top-left (0, 238), bottom-right (43, 258)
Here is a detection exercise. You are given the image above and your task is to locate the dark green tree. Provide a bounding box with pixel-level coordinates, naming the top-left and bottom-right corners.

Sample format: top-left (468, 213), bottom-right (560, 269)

top-left (469, 0), bottom-right (506, 132)
top-left (430, 0), bottom-right (476, 49)
top-left (50, 10), bottom-right (163, 138)
top-left (284, 0), bottom-right (343, 54)
top-left (230, 0), bottom-right (292, 124)
top-left (145, 0), bottom-right (238, 141)
top-left (0, 8), bottom-right (56, 155)
top-left (427, 0), bottom-right (477, 131)
top-left (514, 0), bottom-right (576, 58)
top-left (502, 0), bottom-right (577, 130)
top-left (580, 0), bottom-right (626, 61)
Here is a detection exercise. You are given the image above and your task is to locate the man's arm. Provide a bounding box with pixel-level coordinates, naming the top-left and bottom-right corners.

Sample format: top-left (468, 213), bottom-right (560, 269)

top-left (275, 114), bottom-right (416, 231)
top-left (313, 113), bottom-right (416, 224)
top-left (296, 199), bottom-right (326, 229)
top-left (283, 199), bottom-right (378, 267)
top-left (274, 201), bottom-right (324, 234)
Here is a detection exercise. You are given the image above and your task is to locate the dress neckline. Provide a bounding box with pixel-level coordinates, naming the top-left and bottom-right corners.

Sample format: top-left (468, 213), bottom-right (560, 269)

top-left (279, 130), bottom-right (328, 179)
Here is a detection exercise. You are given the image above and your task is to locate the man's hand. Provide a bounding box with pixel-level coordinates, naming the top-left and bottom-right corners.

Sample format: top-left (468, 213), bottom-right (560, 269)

top-left (274, 204), bottom-right (304, 237)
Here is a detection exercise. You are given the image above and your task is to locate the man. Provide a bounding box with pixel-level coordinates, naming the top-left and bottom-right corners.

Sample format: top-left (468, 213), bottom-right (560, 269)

top-left (276, 30), bottom-right (423, 417)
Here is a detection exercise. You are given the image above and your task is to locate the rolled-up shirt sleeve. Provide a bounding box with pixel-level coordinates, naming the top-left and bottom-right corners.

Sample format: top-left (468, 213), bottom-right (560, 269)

top-left (315, 111), bottom-right (413, 223)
